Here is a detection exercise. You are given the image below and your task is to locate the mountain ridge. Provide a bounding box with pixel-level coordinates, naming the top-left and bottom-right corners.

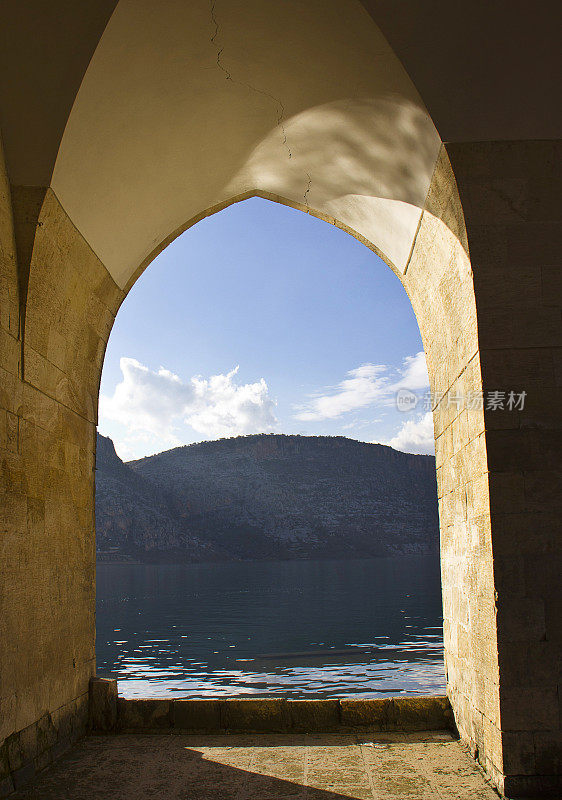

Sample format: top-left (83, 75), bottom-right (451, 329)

top-left (95, 433), bottom-right (439, 562)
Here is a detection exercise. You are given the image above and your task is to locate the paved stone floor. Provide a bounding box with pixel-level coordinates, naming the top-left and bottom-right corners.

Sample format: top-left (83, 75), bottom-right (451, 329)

top-left (12, 732), bottom-right (500, 799)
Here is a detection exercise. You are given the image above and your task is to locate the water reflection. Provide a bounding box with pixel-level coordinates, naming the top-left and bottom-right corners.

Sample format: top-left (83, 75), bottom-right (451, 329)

top-left (96, 557), bottom-right (444, 698)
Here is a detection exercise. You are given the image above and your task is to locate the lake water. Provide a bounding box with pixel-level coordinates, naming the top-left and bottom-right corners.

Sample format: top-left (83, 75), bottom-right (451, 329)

top-left (96, 557), bottom-right (444, 698)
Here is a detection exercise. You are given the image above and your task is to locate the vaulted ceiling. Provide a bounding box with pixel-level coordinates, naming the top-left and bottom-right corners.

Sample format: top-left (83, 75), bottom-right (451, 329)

top-left (1, 0), bottom-right (559, 287)
top-left (1, 0), bottom-right (558, 188)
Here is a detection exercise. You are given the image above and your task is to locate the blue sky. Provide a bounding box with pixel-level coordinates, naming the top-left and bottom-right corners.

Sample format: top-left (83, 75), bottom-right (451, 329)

top-left (99, 198), bottom-right (433, 460)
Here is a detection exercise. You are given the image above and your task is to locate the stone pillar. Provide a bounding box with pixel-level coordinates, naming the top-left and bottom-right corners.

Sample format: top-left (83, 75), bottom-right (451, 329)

top-left (89, 678), bottom-right (117, 732)
top-left (0, 135), bottom-right (25, 799)
top-left (0, 177), bottom-right (124, 795)
top-left (448, 139), bottom-right (562, 797)
top-left (404, 147), bottom-right (502, 787)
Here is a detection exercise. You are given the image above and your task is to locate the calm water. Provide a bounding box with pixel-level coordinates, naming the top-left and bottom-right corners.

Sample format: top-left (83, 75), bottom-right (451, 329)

top-left (96, 557), bottom-right (444, 698)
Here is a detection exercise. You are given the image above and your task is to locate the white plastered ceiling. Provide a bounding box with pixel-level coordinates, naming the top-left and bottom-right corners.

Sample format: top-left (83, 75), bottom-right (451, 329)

top-left (52, 0), bottom-right (441, 288)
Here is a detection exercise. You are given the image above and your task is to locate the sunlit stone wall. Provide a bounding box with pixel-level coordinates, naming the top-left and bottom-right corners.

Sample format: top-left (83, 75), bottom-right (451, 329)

top-left (449, 140), bottom-right (562, 798)
top-left (403, 147), bottom-right (502, 785)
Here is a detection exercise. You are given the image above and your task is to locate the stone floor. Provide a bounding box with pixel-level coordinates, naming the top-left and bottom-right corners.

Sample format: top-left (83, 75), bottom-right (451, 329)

top-left (12, 732), bottom-right (500, 799)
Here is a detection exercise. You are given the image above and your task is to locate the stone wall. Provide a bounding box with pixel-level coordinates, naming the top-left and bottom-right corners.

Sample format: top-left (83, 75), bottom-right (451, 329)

top-left (89, 678), bottom-right (455, 734)
top-left (403, 146), bottom-right (501, 784)
top-left (402, 140), bottom-right (562, 797)
top-left (0, 697), bottom-right (88, 796)
top-left (0, 136), bottom-right (27, 797)
top-left (449, 140), bottom-right (562, 798)
top-left (0, 139), bottom-right (560, 797)
top-left (0, 176), bottom-right (124, 795)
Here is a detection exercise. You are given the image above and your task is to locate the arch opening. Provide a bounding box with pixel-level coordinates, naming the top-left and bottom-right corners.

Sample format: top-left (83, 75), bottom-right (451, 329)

top-left (17, 130), bottom-right (491, 777)
top-left (94, 196), bottom-right (445, 700)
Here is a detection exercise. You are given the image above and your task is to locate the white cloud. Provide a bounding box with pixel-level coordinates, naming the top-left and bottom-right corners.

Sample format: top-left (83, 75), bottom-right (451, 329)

top-left (385, 412), bottom-right (435, 455)
top-left (294, 352), bottom-right (429, 422)
top-left (396, 351), bottom-right (429, 390)
top-left (99, 358), bottom-right (277, 449)
top-left (294, 364), bottom-right (388, 421)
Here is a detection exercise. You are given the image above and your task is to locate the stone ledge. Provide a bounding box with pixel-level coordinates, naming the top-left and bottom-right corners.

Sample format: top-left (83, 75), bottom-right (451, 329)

top-left (90, 680), bottom-right (455, 735)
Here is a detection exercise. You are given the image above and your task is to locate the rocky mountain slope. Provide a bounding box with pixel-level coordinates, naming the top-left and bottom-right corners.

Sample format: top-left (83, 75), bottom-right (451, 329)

top-left (95, 433), bottom-right (439, 562)
top-left (95, 435), bottom-right (224, 561)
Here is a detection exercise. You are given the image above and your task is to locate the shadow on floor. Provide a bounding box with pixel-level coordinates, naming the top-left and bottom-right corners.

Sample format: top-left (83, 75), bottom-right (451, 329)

top-left (10, 732), bottom-right (498, 800)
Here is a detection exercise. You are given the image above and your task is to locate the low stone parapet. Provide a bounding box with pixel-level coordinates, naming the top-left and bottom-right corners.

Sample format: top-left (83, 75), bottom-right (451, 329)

top-left (89, 678), bottom-right (455, 735)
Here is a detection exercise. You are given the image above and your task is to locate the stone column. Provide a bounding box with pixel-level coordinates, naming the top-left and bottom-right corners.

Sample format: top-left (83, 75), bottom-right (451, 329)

top-left (404, 147), bottom-right (502, 788)
top-left (0, 177), bottom-right (124, 795)
top-left (448, 139), bottom-right (562, 797)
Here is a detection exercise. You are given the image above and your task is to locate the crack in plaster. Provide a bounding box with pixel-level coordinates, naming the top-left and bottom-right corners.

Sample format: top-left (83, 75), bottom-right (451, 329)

top-left (209, 0), bottom-right (292, 161)
top-left (304, 172), bottom-right (312, 207)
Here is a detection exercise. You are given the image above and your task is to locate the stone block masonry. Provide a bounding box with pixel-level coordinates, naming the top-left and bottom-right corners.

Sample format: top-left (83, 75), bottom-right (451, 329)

top-left (90, 678), bottom-right (455, 735)
top-left (0, 693), bottom-right (88, 798)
